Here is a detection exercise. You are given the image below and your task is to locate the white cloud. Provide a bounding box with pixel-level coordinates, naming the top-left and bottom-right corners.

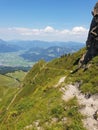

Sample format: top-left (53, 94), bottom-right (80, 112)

top-left (8, 27), bottom-right (40, 35)
top-left (0, 26), bottom-right (88, 42)
top-left (72, 27), bottom-right (88, 34)
top-left (44, 26), bottom-right (55, 33)
top-left (61, 29), bottom-right (70, 34)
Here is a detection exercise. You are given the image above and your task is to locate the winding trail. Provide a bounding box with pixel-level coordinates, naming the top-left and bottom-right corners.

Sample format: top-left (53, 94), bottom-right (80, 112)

top-left (61, 83), bottom-right (98, 130)
top-left (2, 64), bottom-right (98, 130)
top-left (3, 64), bottom-right (48, 112)
top-left (6, 87), bottom-right (23, 111)
top-left (6, 64), bottom-right (47, 111)
top-left (22, 76), bottom-right (98, 130)
top-left (0, 64), bottom-right (47, 128)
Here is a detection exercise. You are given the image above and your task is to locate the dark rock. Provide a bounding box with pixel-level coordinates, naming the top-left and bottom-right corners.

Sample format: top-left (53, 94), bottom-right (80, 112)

top-left (85, 93), bottom-right (91, 99)
top-left (93, 110), bottom-right (98, 120)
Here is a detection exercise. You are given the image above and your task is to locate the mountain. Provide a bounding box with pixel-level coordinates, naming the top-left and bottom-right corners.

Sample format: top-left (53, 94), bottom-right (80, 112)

top-left (20, 46), bottom-right (82, 62)
top-left (20, 46), bottom-right (71, 62)
top-left (0, 47), bottom-right (98, 130)
top-left (0, 39), bottom-right (84, 66)
top-left (0, 39), bottom-right (21, 53)
top-left (8, 40), bottom-right (85, 49)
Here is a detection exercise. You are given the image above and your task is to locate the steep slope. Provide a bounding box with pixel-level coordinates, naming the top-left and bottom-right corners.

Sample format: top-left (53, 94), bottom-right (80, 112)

top-left (0, 71), bottom-right (26, 123)
top-left (0, 48), bottom-right (98, 130)
top-left (0, 74), bottom-right (19, 125)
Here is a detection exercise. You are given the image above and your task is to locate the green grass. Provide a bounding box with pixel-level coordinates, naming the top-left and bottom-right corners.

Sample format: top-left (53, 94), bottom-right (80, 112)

top-left (65, 54), bottom-right (98, 94)
top-left (6, 70), bottom-right (27, 82)
top-left (0, 74), bottom-right (19, 87)
top-left (1, 47), bottom-right (98, 129)
top-left (0, 54), bottom-right (87, 129)
top-left (0, 84), bottom-right (86, 130)
top-left (0, 70), bottom-right (26, 126)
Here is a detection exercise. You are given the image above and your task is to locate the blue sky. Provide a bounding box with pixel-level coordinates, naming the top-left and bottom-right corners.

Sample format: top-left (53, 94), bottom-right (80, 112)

top-left (0, 0), bottom-right (97, 42)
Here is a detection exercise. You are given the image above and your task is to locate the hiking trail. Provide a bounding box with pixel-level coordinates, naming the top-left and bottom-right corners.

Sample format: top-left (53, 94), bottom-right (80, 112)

top-left (61, 81), bottom-right (98, 130)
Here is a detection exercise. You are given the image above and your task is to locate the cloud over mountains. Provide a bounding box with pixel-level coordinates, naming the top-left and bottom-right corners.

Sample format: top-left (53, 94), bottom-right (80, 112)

top-left (0, 26), bottom-right (88, 42)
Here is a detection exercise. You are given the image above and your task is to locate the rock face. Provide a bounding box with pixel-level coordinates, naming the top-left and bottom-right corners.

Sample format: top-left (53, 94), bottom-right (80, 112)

top-left (93, 110), bottom-right (98, 121)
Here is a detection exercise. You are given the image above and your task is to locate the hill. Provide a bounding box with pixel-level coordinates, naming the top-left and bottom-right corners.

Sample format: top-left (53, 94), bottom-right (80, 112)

top-left (20, 46), bottom-right (73, 62)
top-left (0, 48), bottom-right (98, 130)
top-left (0, 70), bottom-right (26, 121)
top-left (0, 39), bottom-right (21, 53)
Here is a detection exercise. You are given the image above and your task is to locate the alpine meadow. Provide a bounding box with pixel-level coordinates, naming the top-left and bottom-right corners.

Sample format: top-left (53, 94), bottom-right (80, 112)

top-left (0, 1), bottom-right (98, 130)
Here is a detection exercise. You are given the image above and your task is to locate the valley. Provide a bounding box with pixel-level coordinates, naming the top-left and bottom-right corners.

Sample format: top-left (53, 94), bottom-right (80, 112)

top-left (0, 51), bottom-right (34, 67)
top-left (0, 39), bottom-right (84, 67)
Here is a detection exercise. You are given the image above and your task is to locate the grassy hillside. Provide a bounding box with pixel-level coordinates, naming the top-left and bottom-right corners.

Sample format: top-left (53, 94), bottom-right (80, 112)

top-left (0, 71), bottom-right (26, 126)
top-left (0, 48), bottom-right (98, 130)
top-left (6, 70), bottom-right (27, 82)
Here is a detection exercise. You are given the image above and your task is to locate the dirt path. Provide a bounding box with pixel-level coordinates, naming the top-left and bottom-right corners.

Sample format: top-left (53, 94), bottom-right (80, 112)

top-left (6, 87), bottom-right (23, 111)
top-left (61, 84), bottom-right (98, 130)
top-left (22, 76), bottom-right (66, 130)
top-left (54, 76), bottom-right (66, 88)
top-left (1, 64), bottom-right (48, 128)
top-left (6, 64), bottom-right (47, 111)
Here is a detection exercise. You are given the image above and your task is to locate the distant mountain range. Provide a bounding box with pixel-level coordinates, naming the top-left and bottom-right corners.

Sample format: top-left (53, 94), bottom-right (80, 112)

top-left (0, 39), bottom-right (85, 66)
top-left (0, 39), bottom-right (85, 53)
top-left (20, 46), bottom-right (77, 62)
top-left (8, 40), bottom-right (85, 50)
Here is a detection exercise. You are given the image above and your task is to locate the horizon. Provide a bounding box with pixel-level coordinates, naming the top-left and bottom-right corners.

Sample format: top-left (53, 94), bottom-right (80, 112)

top-left (0, 38), bottom-right (85, 44)
top-left (0, 0), bottom-right (97, 42)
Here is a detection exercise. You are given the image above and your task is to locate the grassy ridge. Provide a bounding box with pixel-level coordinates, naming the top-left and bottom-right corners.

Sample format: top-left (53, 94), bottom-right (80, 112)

top-left (0, 49), bottom-right (88, 130)
top-left (1, 47), bottom-right (98, 129)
